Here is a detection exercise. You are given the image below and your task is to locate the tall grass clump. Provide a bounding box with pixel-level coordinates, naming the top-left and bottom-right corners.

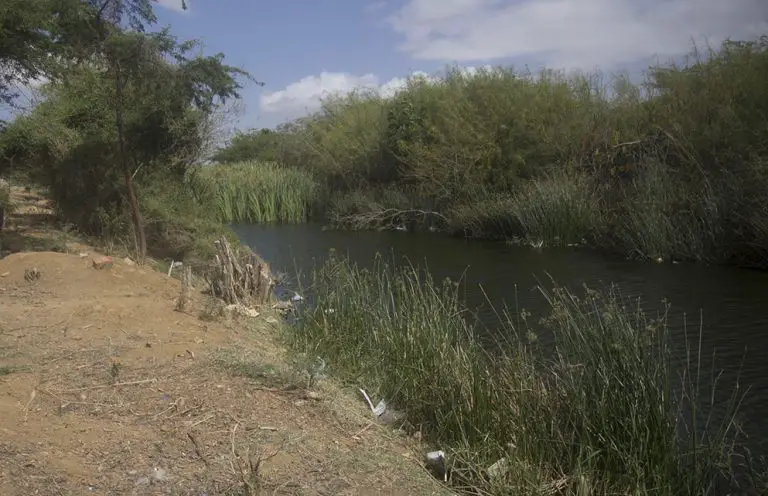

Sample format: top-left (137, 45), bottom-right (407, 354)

top-left (448, 170), bottom-right (603, 244)
top-left (288, 253), bottom-right (759, 494)
top-left (616, 162), bottom-right (723, 261)
top-left (187, 160), bottom-right (319, 224)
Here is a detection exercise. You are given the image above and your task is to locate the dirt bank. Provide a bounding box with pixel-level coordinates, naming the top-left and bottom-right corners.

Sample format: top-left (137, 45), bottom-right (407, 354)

top-left (0, 188), bottom-right (447, 495)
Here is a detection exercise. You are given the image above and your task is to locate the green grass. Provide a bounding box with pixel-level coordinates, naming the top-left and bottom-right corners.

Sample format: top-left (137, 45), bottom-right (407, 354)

top-left (286, 253), bottom-right (761, 495)
top-left (448, 170), bottom-right (603, 245)
top-left (187, 161), bottom-right (319, 224)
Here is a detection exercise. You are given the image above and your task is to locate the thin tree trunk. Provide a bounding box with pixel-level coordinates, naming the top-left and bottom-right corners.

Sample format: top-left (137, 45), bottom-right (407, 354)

top-left (114, 61), bottom-right (146, 262)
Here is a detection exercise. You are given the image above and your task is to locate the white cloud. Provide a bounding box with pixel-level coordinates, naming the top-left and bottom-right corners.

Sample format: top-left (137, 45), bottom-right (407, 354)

top-left (257, 66), bottom-right (497, 122)
top-left (389, 0), bottom-right (768, 69)
top-left (155, 0), bottom-right (187, 13)
top-left (258, 70), bottom-right (438, 117)
top-left (365, 1), bottom-right (388, 14)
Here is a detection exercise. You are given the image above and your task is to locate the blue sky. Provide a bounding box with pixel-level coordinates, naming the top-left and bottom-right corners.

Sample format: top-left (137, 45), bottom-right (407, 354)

top-left (4, 0), bottom-right (767, 131)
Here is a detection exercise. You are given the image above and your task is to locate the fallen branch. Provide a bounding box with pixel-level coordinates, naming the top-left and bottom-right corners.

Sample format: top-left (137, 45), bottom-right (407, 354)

top-left (332, 208), bottom-right (447, 231)
top-left (206, 237), bottom-right (275, 307)
top-left (175, 265), bottom-right (192, 311)
top-left (187, 431), bottom-right (210, 467)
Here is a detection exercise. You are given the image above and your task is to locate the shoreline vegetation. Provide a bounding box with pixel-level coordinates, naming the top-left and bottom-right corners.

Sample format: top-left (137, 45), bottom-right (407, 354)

top-left (208, 36), bottom-right (768, 270)
top-left (1, 4), bottom-right (766, 493)
top-left (289, 254), bottom-right (764, 494)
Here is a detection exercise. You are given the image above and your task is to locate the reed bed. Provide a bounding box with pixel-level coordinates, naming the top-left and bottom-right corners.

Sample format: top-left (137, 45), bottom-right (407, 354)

top-left (187, 161), bottom-right (319, 224)
top-left (287, 253), bottom-right (760, 495)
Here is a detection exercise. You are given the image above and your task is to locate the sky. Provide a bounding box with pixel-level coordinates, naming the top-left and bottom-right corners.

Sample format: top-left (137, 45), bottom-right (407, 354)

top-left (3, 0), bottom-right (768, 131)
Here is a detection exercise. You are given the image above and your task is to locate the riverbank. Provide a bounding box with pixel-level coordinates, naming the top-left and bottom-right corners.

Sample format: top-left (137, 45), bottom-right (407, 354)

top-left (207, 36), bottom-right (768, 270)
top-left (287, 252), bottom-right (766, 494)
top-left (0, 187), bottom-right (448, 495)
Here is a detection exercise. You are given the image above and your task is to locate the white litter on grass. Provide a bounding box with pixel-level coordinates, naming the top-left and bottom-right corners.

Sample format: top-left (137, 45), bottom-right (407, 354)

top-left (359, 388), bottom-right (387, 417)
top-left (425, 450), bottom-right (448, 482)
top-left (167, 260), bottom-right (183, 277)
top-left (291, 292), bottom-right (304, 302)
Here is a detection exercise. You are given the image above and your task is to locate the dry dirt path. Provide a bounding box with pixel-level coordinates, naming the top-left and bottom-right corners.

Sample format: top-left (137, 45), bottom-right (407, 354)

top-left (0, 187), bottom-right (448, 495)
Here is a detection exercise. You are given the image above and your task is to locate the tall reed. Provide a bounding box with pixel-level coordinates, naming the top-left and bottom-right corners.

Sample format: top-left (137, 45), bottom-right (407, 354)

top-left (187, 161), bottom-right (319, 223)
top-left (287, 253), bottom-right (758, 494)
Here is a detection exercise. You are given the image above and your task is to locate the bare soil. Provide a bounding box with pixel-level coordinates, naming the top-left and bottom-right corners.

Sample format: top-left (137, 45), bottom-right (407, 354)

top-left (0, 188), bottom-right (449, 495)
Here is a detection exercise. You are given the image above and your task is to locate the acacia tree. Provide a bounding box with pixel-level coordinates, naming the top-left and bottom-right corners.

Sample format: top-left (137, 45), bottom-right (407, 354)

top-left (71, 0), bottom-right (251, 261)
top-left (1, 0), bottom-right (254, 260)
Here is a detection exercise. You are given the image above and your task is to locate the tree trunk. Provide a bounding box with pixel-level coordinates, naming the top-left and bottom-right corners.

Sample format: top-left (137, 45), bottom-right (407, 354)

top-left (114, 61), bottom-right (147, 262)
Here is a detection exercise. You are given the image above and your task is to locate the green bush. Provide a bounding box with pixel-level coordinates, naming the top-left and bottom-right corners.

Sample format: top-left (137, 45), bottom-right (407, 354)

top-left (235, 36), bottom-right (768, 268)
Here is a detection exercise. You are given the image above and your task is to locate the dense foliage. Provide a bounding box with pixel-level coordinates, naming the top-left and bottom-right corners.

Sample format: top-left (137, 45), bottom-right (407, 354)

top-left (212, 128), bottom-right (281, 164)
top-left (214, 37), bottom-right (768, 268)
top-left (0, 0), bottom-right (250, 263)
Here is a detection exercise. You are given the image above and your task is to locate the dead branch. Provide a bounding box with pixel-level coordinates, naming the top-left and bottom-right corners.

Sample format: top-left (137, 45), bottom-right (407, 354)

top-left (332, 208), bottom-right (447, 231)
top-left (187, 431), bottom-right (210, 467)
top-left (175, 265), bottom-right (192, 311)
top-left (205, 237), bottom-right (275, 307)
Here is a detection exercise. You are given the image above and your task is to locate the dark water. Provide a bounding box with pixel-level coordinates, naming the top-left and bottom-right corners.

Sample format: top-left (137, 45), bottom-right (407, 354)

top-left (234, 223), bottom-right (768, 453)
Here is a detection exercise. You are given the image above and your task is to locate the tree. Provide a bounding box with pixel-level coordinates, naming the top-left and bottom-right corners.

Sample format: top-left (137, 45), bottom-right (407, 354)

top-left (212, 128), bottom-right (282, 164)
top-left (0, 0), bottom-right (254, 262)
top-left (70, 0), bottom-right (250, 262)
top-left (0, 0), bottom-right (56, 107)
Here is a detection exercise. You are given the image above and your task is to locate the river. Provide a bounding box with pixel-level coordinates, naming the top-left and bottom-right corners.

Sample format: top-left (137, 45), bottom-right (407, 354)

top-left (233, 223), bottom-right (768, 454)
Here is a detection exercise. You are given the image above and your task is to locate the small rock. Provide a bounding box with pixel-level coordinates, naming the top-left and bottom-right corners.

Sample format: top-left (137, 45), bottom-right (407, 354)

top-left (151, 467), bottom-right (168, 482)
top-left (243, 307), bottom-right (259, 318)
top-left (305, 391), bottom-right (322, 401)
top-left (294, 400), bottom-right (307, 407)
top-left (79, 252), bottom-right (89, 258)
top-left (265, 316), bottom-right (279, 324)
top-left (0, 271), bottom-right (9, 277)
top-left (92, 256), bottom-right (113, 270)
top-left (223, 304), bottom-right (259, 318)
top-left (123, 257), bottom-right (135, 266)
